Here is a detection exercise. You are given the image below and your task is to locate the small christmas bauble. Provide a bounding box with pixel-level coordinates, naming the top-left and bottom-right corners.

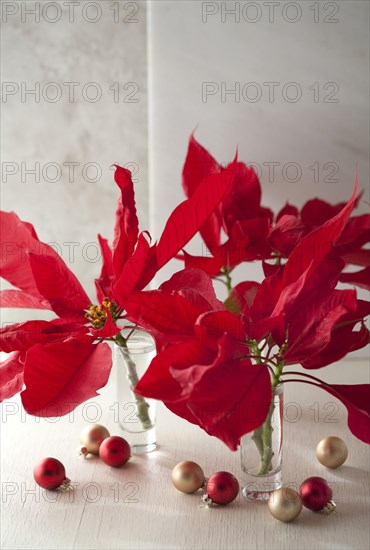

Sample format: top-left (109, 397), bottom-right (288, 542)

top-left (300, 477), bottom-right (335, 512)
top-left (316, 436), bottom-right (348, 468)
top-left (268, 488), bottom-right (302, 522)
top-left (80, 424), bottom-right (110, 456)
top-left (99, 436), bottom-right (130, 467)
top-left (204, 471), bottom-right (239, 505)
top-left (34, 458), bottom-right (70, 490)
top-left (171, 461), bottom-right (205, 494)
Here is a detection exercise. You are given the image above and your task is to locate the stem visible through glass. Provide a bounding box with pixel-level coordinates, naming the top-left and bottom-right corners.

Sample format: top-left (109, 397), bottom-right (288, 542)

top-left (253, 392), bottom-right (276, 475)
top-left (250, 341), bottom-right (284, 475)
top-left (114, 331), bottom-right (153, 430)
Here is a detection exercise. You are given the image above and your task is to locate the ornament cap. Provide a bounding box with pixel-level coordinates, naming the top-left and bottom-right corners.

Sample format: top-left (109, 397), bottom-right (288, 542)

top-left (201, 494), bottom-right (213, 507)
top-left (78, 446), bottom-right (89, 458)
top-left (59, 478), bottom-right (71, 491)
top-left (323, 500), bottom-right (336, 514)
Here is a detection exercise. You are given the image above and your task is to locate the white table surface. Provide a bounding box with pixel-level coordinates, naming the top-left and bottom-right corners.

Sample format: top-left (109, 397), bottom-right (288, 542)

top-left (1, 357), bottom-right (369, 550)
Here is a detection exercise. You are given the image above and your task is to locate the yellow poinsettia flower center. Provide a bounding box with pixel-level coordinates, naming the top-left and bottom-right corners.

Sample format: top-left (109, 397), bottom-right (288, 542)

top-left (85, 298), bottom-right (118, 329)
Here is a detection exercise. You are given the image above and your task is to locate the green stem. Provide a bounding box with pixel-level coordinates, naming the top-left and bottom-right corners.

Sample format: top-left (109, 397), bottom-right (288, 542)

top-left (251, 425), bottom-right (264, 457)
top-left (114, 332), bottom-right (153, 431)
top-left (221, 267), bottom-right (232, 295)
top-left (257, 398), bottom-right (275, 475)
top-left (272, 362), bottom-right (284, 389)
top-left (250, 343), bottom-right (284, 476)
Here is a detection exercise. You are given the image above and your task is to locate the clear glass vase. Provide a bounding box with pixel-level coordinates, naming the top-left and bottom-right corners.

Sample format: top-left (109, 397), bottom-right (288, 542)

top-left (240, 384), bottom-right (283, 501)
top-left (115, 328), bottom-right (157, 454)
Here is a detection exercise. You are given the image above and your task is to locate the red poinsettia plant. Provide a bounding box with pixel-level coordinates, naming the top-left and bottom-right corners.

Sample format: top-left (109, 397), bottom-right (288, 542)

top-left (125, 136), bottom-right (370, 452)
top-left (0, 158), bottom-right (236, 415)
top-left (1, 135), bottom-right (369, 458)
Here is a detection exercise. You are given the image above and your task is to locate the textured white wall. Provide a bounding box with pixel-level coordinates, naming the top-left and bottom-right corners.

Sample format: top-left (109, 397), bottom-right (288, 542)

top-left (1, 0), bottom-right (148, 316)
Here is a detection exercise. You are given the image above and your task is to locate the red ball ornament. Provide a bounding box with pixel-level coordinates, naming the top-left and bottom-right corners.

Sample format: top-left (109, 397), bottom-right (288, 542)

top-left (300, 476), bottom-right (335, 513)
top-left (34, 458), bottom-right (70, 490)
top-left (99, 436), bottom-right (131, 468)
top-left (204, 471), bottom-right (239, 505)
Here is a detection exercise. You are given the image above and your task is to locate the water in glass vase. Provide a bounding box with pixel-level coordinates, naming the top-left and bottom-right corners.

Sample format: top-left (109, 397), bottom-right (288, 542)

top-left (240, 385), bottom-right (283, 501)
top-left (115, 328), bottom-right (157, 454)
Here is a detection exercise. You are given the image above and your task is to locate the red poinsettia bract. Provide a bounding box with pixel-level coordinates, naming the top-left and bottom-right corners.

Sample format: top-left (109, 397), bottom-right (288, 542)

top-left (270, 193), bottom-right (370, 288)
top-left (180, 134), bottom-right (272, 276)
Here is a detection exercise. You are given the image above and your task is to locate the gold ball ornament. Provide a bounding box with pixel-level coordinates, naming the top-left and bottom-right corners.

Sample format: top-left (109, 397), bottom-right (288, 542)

top-left (268, 488), bottom-right (302, 522)
top-left (171, 461), bottom-right (206, 494)
top-left (316, 436), bottom-right (348, 468)
top-left (79, 424), bottom-right (110, 456)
